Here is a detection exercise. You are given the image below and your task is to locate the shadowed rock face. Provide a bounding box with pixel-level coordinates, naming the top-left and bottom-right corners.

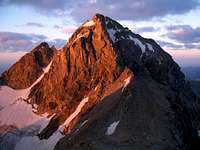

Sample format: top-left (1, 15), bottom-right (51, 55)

top-left (1, 14), bottom-right (200, 150)
top-left (0, 42), bottom-right (55, 89)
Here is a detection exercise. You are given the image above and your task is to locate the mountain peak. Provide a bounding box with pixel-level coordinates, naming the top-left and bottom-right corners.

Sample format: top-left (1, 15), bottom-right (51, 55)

top-left (34, 42), bottom-right (49, 49)
top-left (0, 42), bottom-right (55, 89)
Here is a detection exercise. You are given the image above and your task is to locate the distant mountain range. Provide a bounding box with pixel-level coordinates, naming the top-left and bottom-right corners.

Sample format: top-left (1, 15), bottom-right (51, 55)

top-left (182, 67), bottom-right (200, 81)
top-left (181, 67), bottom-right (200, 96)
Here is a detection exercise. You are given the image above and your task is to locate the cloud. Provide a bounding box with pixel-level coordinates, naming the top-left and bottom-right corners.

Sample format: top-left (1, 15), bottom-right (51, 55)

top-left (54, 24), bottom-right (61, 29)
top-left (53, 24), bottom-right (76, 34)
top-left (184, 43), bottom-right (200, 49)
top-left (25, 22), bottom-right (45, 27)
top-left (157, 40), bottom-right (184, 49)
top-left (0, 32), bottom-right (47, 52)
top-left (69, 0), bottom-right (200, 22)
top-left (0, 0), bottom-right (70, 12)
top-left (0, 31), bottom-right (67, 52)
top-left (48, 38), bottom-right (66, 48)
top-left (164, 25), bottom-right (200, 43)
top-left (17, 22), bottom-right (45, 28)
top-left (157, 40), bottom-right (200, 50)
top-left (0, 0), bottom-right (199, 22)
top-left (133, 26), bottom-right (158, 34)
top-left (62, 27), bottom-right (76, 34)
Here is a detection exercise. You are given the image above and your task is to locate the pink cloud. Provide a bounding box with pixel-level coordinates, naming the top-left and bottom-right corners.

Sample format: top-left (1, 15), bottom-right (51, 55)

top-left (166, 49), bottom-right (200, 66)
top-left (62, 27), bottom-right (77, 34)
top-left (0, 51), bottom-right (27, 64)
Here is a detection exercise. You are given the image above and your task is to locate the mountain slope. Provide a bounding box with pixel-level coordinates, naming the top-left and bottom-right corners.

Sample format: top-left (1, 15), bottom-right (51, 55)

top-left (0, 14), bottom-right (199, 150)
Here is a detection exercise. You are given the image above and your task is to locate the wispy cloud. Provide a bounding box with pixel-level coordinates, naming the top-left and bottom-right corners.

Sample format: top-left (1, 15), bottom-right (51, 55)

top-left (62, 27), bottom-right (76, 34)
top-left (0, 32), bottom-right (47, 52)
top-left (53, 24), bottom-right (77, 34)
top-left (0, 32), bottom-right (66, 52)
top-left (25, 22), bottom-right (45, 27)
top-left (157, 40), bottom-right (184, 49)
top-left (48, 38), bottom-right (66, 48)
top-left (164, 25), bottom-right (200, 44)
top-left (16, 22), bottom-right (45, 28)
top-left (133, 26), bottom-right (158, 34)
top-left (69, 0), bottom-right (200, 22)
top-left (54, 24), bottom-right (61, 29)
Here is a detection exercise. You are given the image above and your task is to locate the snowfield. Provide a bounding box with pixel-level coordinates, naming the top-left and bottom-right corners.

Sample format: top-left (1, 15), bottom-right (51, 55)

top-left (0, 86), bottom-right (28, 108)
top-left (0, 99), bottom-right (50, 129)
top-left (15, 97), bottom-right (90, 150)
top-left (0, 61), bottom-right (53, 150)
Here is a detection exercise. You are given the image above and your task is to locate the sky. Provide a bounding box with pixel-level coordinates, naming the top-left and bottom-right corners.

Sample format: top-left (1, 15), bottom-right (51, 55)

top-left (0, 0), bottom-right (200, 72)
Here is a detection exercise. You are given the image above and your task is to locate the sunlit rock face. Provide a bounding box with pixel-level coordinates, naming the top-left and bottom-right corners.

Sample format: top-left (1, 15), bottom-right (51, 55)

top-left (0, 14), bottom-right (200, 150)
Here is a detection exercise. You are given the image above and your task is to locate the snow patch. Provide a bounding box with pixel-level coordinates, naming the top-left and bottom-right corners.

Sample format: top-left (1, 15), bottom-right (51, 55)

top-left (73, 119), bottom-right (89, 134)
top-left (106, 121), bottom-right (120, 136)
top-left (129, 36), bottom-right (146, 53)
top-left (72, 34), bottom-right (85, 44)
top-left (83, 20), bottom-right (95, 27)
top-left (81, 120), bottom-right (88, 127)
top-left (198, 130), bottom-right (200, 137)
top-left (31, 60), bottom-right (52, 89)
top-left (72, 31), bottom-right (90, 44)
top-left (107, 28), bottom-right (116, 42)
top-left (146, 43), bottom-right (154, 52)
top-left (104, 20), bottom-right (155, 56)
top-left (122, 76), bottom-right (131, 92)
top-left (42, 61), bottom-right (53, 73)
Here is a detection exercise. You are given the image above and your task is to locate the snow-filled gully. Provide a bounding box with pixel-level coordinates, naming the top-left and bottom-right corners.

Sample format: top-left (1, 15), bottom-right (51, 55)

top-left (59, 97), bottom-right (89, 131)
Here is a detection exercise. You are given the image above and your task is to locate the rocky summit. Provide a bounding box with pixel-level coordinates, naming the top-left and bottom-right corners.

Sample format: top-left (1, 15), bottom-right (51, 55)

top-left (0, 14), bottom-right (200, 150)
